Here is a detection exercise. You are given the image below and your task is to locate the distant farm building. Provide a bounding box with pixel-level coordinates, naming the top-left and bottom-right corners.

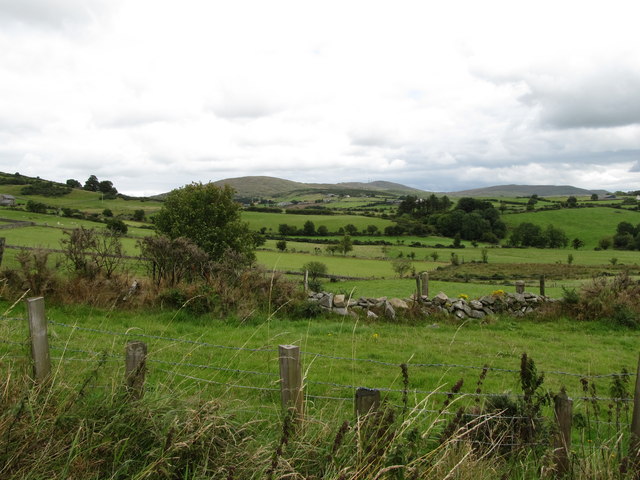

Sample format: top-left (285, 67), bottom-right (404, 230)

top-left (0, 194), bottom-right (16, 206)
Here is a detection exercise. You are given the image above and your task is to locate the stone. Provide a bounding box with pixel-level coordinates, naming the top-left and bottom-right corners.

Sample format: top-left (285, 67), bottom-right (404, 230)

top-left (367, 310), bottom-right (378, 319)
top-left (333, 294), bottom-right (346, 308)
top-left (319, 293), bottom-right (333, 309)
top-left (470, 300), bottom-right (483, 310)
top-left (470, 310), bottom-right (486, 319)
top-left (384, 301), bottom-right (396, 320)
top-left (389, 298), bottom-right (409, 310)
top-left (454, 310), bottom-right (467, 319)
top-left (434, 292), bottom-right (449, 305)
top-left (333, 307), bottom-right (348, 316)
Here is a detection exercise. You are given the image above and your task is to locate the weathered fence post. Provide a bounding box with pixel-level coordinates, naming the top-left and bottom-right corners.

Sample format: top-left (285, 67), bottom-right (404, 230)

top-left (515, 280), bottom-right (525, 294)
top-left (279, 345), bottom-right (304, 421)
top-left (415, 275), bottom-right (421, 300)
top-left (303, 270), bottom-right (309, 292)
top-left (355, 387), bottom-right (380, 418)
top-left (540, 275), bottom-right (546, 296)
top-left (0, 237), bottom-right (5, 267)
top-left (554, 389), bottom-right (573, 477)
top-left (629, 353), bottom-right (640, 470)
top-left (125, 341), bottom-right (147, 399)
top-left (421, 272), bottom-right (429, 298)
top-left (26, 296), bottom-right (51, 382)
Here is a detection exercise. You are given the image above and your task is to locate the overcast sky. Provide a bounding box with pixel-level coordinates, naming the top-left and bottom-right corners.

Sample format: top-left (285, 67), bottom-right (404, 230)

top-left (1, 0), bottom-right (639, 196)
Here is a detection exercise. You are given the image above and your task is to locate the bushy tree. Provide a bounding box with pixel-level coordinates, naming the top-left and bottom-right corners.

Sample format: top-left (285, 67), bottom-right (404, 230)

top-left (84, 175), bottom-right (100, 192)
top-left (391, 257), bottom-right (412, 277)
top-left (154, 183), bottom-right (256, 262)
top-left (338, 235), bottom-right (353, 256)
top-left (302, 220), bottom-right (315, 236)
top-left (138, 235), bottom-right (209, 286)
top-left (66, 179), bottom-right (82, 188)
top-left (106, 218), bottom-right (128, 235)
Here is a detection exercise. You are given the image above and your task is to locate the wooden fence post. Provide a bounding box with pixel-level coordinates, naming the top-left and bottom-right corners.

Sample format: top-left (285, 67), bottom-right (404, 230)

top-left (26, 296), bottom-right (50, 382)
top-left (0, 237), bottom-right (5, 267)
top-left (279, 345), bottom-right (303, 421)
top-left (303, 270), bottom-right (309, 292)
top-left (515, 280), bottom-right (525, 294)
top-left (415, 275), bottom-right (421, 300)
top-left (421, 272), bottom-right (429, 298)
top-left (355, 387), bottom-right (380, 418)
top-left (554, 389), bottom-right (573, 477)
top-left (540, 275), bottom-right (546, 296)
top-left (125, 341), bottom-right (147, 399)
top-left (629, 353), bottom-right (640, 469)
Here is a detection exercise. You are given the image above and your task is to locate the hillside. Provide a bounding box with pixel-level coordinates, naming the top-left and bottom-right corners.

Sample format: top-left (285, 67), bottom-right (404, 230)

top-left (449, 184), bottom-right (607, 197)
top-left (212, 176), bottom-right (428, 198)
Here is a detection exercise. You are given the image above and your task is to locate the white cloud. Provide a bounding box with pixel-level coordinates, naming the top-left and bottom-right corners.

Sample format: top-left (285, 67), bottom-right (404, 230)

top-left (1, 0), bottom-right (639, 196)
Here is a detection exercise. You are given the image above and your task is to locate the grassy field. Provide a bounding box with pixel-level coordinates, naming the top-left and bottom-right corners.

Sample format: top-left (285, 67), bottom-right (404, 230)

top-left (2, 300), bottom-right (637, 420)
top-left (0, 185), bottom-right (163, 215)
top-left (242, 210), bottom-right (394, 232)
top-left (501, 206), bottom-right (640, 248)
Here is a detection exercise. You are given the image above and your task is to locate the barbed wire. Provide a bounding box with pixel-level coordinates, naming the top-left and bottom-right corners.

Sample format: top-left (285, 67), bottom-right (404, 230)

top-left (158, 369), bottom-right (280, 393)
top-left (149, 358), bottom-right (279, 377)
top-left (47, 320), bottom-right (278, 353)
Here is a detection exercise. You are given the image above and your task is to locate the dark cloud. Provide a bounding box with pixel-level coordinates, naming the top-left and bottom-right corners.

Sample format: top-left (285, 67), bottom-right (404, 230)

top-left (521, 69), bottom-right (640, 129)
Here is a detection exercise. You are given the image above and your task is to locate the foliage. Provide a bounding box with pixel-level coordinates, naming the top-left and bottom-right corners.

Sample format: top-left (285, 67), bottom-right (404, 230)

top-left (338, 235), bottom-right (353, 256)
top-left (154, 182), bottom-right (257, 262)
top-left (60, 227), bottom-right (125, 278)
top-left (106, 218), bottom-right (128, 235)
top-left (558, 272), bottom-right (640, 326)
top-left (132, 209), bottom-right (146, 221)
top-left (66, 178), bottom-right (82, 188)
top-left (138, 235), bottom-right (210, 287)
top-left (83, 174), bottom-right (100, 192)
top-left (302, 260), bottom-right (328, 291)
top-left (509, 222), bottom-right (570, 248)
top-left (25, 200), bottom-right (47, 213)
top-left (21, 181), bottom-right (71, 197)
top-left (391, 257), bottom-right (412, 278)
top-left (276, 240), bottom-right (287, 252)
top-left (4, 249), bottom-right (59, 295)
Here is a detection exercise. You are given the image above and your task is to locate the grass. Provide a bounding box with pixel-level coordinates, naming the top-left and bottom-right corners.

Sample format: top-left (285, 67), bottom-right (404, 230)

top-left (501, 206), bottom-right (640, 248)
top-left (0, 185), bottom-right (163, 215)
top-left (242, 210), bottom-right (394, 232)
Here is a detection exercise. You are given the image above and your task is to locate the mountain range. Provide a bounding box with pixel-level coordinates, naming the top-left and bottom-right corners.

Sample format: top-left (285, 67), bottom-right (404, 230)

top-left (212, 176), bottom-right (607, 199)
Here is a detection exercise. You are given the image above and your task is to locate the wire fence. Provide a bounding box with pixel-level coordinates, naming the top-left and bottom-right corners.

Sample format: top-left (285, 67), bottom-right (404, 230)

top-left (1, 310), bottom-right (638, 453)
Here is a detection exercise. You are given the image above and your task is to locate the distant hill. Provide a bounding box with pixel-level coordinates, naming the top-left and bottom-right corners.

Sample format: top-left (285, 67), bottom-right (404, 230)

top-left (212, 176), bottom-right (428, 198)
top-left (448, 184), bottom-right (609, 198)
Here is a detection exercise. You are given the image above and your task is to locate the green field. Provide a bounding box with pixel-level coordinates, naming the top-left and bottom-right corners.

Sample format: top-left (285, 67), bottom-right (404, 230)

top-left (242, 210), bottom-right (394, 232)
top-left (0, 185), bottom-right (163, 215)
top-left (501, 206), bottom-right (640, 248)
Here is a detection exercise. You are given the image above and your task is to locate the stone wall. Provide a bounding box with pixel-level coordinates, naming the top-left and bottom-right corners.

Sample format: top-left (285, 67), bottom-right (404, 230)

top-left (307, 290), bottom-right (556, 320)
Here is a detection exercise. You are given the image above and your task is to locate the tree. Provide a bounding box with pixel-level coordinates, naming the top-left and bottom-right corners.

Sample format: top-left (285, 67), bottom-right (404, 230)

top-left (98, 180), bottom-right (118, 196)
top-left (66, 179), bottom-right (82, 188)
top-left (598, 237), bottom-right (612, 250)
top-left (317, 225), bottom-right (329, 236)
top-left (154, 182), bottom-right (256, 262)
top-left (102, 208), bottom-right (113, 217)
top-left (344, 224), bottom-right (358, 235)
top-left (366, 224), bottom-right (379, 235)
top-left (106, 218), bottom-right (128, 235)
top-left (132, 209), bottom-right (145, 221)
top-left (571, 238), bottom-right (584, 250)
top-left (84, 175), bottom-right (100, 192)
top-left (302, 261), bottom-right (328, 291)
top-left (276, 240), bottom-right (287, 252)
top-left (391, 257), bottom-right (412, 278)
top-left (566, 196), bottom-right (577, 208)
top-left (591, 193), bottom-right (599, 201)
top-left (302, 220), bottom-right (316, 236)
top-left (338, 235), bottom-right (353, 256)
top-left (26, 200), bottom-right (47, 213)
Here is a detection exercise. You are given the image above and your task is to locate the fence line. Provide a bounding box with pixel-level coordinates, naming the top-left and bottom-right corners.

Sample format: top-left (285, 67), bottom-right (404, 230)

top-left (27, 318), bottom-right (632, 380)
top-left (3, 302), bottom-right (640, 476)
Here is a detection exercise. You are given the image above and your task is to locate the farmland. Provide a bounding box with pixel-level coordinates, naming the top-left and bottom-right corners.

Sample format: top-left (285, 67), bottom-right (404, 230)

top-left (2, 176), bottom-right (640, 478)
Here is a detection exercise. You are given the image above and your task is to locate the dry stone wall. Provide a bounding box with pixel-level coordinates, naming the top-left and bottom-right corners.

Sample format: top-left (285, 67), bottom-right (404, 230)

top-left (307, 290), bottom-right (556, 321)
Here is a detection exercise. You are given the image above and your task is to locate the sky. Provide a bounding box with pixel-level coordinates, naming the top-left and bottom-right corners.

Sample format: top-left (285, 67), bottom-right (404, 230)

top-left (1, 0), bottom-right (639, 196)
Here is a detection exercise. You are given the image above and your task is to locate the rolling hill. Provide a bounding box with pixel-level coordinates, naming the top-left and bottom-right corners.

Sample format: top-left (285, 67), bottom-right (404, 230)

top-left (212, 176), bottom-right (427, 198)
top-left (449, 184), bottom-right (608, 197)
